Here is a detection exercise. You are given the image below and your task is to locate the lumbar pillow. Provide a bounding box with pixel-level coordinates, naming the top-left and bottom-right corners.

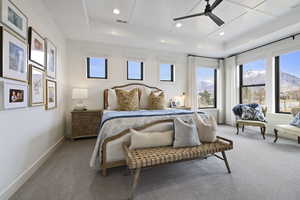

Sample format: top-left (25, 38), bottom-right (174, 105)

top-left (241, 106), bottom-right (266, 122)
top-left (173, 118), bottom-right (201, 148)
top-left (140, 87), bottom-right (152, 109)
top-left (148, 91), bottom-right (166, 110)
top-left (115, 88), bottom-right (139, 111)
top-left (290, 112), bottom-right (300, 128)
top-left (129, 129), bottom-right (174, 150)
top-left (193, 113), bottom-right (217, 143)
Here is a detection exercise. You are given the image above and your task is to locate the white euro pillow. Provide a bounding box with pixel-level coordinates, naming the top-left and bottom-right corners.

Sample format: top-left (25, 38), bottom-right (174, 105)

top-left (129, 129), bottom-right (174, 150)
top-left (193, 112), bottom-right (217, 142)
top-left (107, 89), bottom-right (118, 110)
top-left (140, 87), bottom-right (152, 109)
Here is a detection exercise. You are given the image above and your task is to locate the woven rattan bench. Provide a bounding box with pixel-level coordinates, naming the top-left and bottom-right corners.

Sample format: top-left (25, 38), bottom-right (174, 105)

top-left (123, 136), bottom-right (233, 200)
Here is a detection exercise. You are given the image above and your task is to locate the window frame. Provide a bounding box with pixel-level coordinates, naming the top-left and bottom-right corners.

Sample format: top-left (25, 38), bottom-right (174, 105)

top-left (197, 68), bottom-right (217, 109)
top-left (127, 60), bottom-right (144, 81)
top-left (239, 64), bottom-right (266, 104)
top-left (86, 57), bottom-right (108, 79)
top-left (160, 64), bottom-right (174, 82)
top-left (275, 56), bottom-right (293, 114)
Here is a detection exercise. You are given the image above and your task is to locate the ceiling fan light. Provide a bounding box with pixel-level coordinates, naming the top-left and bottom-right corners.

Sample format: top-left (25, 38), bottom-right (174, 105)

top-left (113, 8), bottom-right (120, 15)
top-left (219, 32), bottom-right (225, 36)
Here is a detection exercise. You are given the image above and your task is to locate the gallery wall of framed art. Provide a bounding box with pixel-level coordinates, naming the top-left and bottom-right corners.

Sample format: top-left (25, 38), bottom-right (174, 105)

top-left (0, 0), bottom-right (58, 111)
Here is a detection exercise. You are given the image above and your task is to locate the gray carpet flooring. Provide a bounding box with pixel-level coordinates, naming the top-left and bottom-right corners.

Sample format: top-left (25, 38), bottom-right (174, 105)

top-left (10, 125), bottom-right (300, 200)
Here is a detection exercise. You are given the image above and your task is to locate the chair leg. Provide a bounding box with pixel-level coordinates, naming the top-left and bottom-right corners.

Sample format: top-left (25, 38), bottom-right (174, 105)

top-left (242, 125), bottom-right (245, 132)
top-left (260, 127), bottom-right (266, 140)
top-left (236, 123), bottom-right (239, 135)
top-left (101, 168), bottom-right (107, 176)
top-left (298, 136), bottom-right (300, 144)
top-left (221, 151), bottom-right (231, 174)
top-left (129, 168), bottom-right (141, 200)
top-left (274, 129), bottom-right (278, 143)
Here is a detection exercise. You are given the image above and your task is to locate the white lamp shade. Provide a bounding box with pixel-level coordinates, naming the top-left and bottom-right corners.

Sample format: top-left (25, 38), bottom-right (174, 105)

top-left (72, 88), bottom-right (88, 99)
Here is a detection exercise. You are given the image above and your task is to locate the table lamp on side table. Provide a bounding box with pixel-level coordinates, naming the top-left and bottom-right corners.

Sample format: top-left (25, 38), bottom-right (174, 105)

top-left (72, 88), bottom-right (88, 111)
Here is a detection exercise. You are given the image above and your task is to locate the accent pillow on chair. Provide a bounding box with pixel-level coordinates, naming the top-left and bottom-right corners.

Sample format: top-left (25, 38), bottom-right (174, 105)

top-left (115, 88), bottom-right (139, 111)
top-left (241, 106), bottom-right (266, 122)
top-left (129, 129), bottom-right (174, 150)
top-left (193, 112), bottom-right (217, 142)
top-left (290, 112), bottom-right (300, 128)
top-left (173, 118), bottom-right (201, 148)
top-left (148, 91), bottom-right (166, 110)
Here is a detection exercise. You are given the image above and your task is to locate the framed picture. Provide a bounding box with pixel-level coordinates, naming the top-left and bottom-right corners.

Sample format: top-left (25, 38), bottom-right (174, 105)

top-left (28, 27), bottom-right (45, 68)
top-left (29, 64), bottom-right (45, 106)
top-left (0, 26), bottom-right (28, 82)
top-left (46, 39), bottom-right (57, 79)
top-left (3, 80), bottom-right (28, 109)
top-left (0, 0), bottom-right (28, 40)
top-left (46, 79), bottom-right (56, 110)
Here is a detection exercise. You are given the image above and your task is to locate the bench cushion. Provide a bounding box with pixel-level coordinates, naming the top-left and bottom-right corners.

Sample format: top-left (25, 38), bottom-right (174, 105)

top-left (275, 124), bottom-right (300, 137)
top-left (123, 138), bottom-right (233, 169)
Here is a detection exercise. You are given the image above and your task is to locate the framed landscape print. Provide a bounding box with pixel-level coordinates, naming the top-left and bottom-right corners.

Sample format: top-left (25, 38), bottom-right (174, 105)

top-left (0, 26), bottom-right (28, 82)
top-left (3, 80), bottom-right (28, 109)
top-left (0, 0), bottom-right (28, 39)
top-left (46, 79), bottom-right (56, 110)
top-left (29, 64), bottom-right (45, 106)
top-left (46, 39), bottom-right (57, 79)
top-left (28, 27), bottom-right (45, 68)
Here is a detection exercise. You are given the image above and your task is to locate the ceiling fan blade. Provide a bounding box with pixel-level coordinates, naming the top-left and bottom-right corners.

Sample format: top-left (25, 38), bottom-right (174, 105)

top-left (173, 12), bottom-right (205, 21)
top-left (210, 0), bottom-right (223, 10)
top-left (207, 12), bottom-right (224, 26)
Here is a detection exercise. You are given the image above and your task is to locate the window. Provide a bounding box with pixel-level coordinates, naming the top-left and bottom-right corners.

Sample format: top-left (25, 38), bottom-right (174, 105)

top-left (160, 64), bottom-right (174, 81)
top-left (240, 60), bottom-right (266, 105)
top-left (127, 60), bottom-right (143, 80)
top-left (87, 57), bottom-right (107, 79)
top-left (275, 51), bottom-right (300, 113)
top-left (197, 67), bottom-right (217, 108)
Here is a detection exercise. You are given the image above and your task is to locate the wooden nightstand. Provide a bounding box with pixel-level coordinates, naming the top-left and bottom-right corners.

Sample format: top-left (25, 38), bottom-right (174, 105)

top-left (71, 110), bottom-right (102, 139)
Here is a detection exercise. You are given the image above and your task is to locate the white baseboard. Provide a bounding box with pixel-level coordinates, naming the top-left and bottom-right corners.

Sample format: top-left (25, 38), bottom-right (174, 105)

top-left (0, 137), bottom-right (65, 200)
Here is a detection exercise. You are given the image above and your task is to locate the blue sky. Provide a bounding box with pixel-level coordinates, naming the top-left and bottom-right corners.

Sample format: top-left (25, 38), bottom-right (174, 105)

top-left (90, 58), bottom-right (106, 77)
top-left (243, 51), bottom-right (300, 78)
top-left (280, 51), bottom-right (300, 77)
top-left (128, 61), bottom-right (142, 79)
top-left (197, 67), bottom-right (214, 82)
top-left (160, 64), bottom-right (172, 80)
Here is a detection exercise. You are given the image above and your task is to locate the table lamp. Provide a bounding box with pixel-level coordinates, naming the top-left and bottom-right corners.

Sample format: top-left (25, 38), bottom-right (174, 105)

top-left (72, 88), bottom-right (88, 111)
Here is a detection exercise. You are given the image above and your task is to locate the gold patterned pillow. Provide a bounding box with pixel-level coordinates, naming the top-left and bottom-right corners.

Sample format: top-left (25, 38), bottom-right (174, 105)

top-left (148, 91), bottom-right (166, 110)
top-left (115, 88), bottom-right (139, 111)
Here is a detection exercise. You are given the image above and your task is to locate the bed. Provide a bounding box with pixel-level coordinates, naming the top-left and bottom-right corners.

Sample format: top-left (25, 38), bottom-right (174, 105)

top-left (89, 83), bottom-right (204, 176)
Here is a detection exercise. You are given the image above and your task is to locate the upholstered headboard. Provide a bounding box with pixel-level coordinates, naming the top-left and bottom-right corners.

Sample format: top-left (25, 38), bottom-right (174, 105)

top-left (103, 83), bottom-right (162, 109)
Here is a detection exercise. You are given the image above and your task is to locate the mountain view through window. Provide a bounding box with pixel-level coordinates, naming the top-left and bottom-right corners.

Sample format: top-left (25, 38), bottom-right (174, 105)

top-left (277, 51), bottom-right (300, 113)
top-left (197, 67), bottom-right (216, 108)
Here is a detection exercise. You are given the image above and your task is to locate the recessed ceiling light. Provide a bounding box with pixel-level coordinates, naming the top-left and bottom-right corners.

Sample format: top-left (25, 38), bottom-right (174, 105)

top-left (113, 8), bottom-right (120, 15)
top-left (175, 23), bottom-right (182, 28)
top-left (219, 32), bottom-right (225, 36)
top-left (160, 40), bottom-right (166, 43)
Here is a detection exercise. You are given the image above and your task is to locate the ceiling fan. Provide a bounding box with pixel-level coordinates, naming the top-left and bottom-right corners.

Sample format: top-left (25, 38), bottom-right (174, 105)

top-left (173, 0), bottom-right (224, 26)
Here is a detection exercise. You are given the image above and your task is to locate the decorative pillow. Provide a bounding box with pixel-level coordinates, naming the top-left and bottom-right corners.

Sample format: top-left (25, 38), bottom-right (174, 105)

top-left (193, 112), bottom-right (217, 142)
top-left (140, 87), bottom-right (152, 109)
top-left (173, 118), bottom-right (201, 148)
top-left (107, 89), bottom-right (118, 110)
top-left (241, 106), bottom-right (266, 122)
top-left (290, 112), bottom-right (300, 128)
top-left (148, 91), bottom-right (166, 110)
top-left (129, 129), bottom-right (174, 150)
top-left (115, 88), bottom-right (139, 111)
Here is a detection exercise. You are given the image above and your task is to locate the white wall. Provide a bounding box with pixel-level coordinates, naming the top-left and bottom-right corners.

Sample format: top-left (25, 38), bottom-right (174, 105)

top-left (65, 40), bottom-right (189, 135)
top-left (224, 35), bottom-right (300, 140)
top-left (0, 0), bottom-right (67, 199)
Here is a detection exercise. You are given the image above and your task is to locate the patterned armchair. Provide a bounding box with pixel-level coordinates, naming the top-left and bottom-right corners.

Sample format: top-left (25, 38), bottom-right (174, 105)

top-left (274, 107), bottom-right (300, 144)
top-left (232, 104), bottom-right (267, 139)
